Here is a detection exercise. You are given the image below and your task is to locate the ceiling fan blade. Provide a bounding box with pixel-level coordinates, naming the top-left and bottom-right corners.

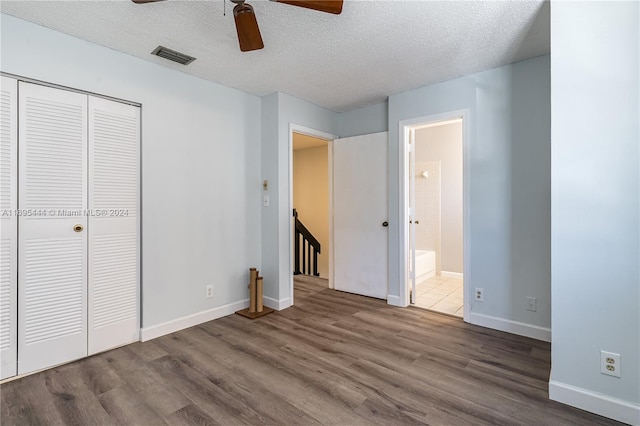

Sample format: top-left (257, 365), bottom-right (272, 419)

top-left (234, 3), bottom-right (264, 52)
top-left (275, 0), bottom-right (343, 14)
top-left (131, 0), bottom-right (165, 3)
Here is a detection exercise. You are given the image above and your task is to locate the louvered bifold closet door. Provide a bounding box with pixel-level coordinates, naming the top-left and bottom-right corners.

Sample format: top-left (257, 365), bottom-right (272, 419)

top-left (88, 96), bottom-right (139, 355)
top-left (18, 82), bottom-right (88, 374)
top-left (0, 77), bottom-right (18, 379)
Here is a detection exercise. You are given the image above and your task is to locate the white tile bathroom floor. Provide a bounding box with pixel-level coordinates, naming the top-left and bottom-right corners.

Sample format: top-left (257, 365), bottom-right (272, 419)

top-left (413, 275), bottom-right (463, 317)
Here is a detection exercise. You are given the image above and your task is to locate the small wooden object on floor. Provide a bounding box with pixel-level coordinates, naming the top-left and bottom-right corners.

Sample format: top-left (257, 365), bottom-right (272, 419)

top-left (236, 267), bottom-right (275, 319)
top-left (256, 277), bottom-right (264, 312)
top-left (249, 267), bottom-right (257, 312)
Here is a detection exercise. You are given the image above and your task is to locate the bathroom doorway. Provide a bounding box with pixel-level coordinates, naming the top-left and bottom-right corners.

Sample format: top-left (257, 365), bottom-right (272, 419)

top-left (402, 112), bottom-right (468, 319)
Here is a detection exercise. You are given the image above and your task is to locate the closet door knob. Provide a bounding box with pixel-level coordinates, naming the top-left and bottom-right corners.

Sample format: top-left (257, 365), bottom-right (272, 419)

top-left (73, 224), bottom-right (84, 232)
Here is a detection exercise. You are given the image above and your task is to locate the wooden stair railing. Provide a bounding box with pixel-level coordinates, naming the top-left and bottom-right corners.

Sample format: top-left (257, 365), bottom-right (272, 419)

top-left (293, 209), bottom-right (321, 276)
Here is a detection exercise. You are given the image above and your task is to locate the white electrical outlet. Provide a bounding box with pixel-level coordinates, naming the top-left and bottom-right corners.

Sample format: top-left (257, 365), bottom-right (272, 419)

top-left (474, 288), bottom-right (484, 302)
top-left (205, 285), bottom-right (214, 299)
top-left (526, 297), bottom-right (537, 312)
top-left (601, 351), bottom-right (621, 378)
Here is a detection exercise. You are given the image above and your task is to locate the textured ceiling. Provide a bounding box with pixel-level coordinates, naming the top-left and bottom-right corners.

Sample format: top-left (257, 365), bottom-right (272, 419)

top-left (0, 0), bottom-right (549, 112)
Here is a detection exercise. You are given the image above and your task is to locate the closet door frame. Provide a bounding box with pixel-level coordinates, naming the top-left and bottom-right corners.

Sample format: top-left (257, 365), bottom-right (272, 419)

top-left (0, 76), bottom-right (18, 380)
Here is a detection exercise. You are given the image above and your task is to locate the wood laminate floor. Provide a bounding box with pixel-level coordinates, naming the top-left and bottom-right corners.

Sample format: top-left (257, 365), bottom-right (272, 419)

top-left (1, 277), bottom-right (622, 425)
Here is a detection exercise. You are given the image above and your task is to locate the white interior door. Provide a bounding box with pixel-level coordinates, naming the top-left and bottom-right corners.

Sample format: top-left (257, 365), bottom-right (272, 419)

top-left (0, 76), bottom-right (18, 379)
top-left (18, 82), bottom-right (88, 374)
top-left (333, 132), bottom-right (388, 299)
top-left (88, 96), bottom-right (139, 355)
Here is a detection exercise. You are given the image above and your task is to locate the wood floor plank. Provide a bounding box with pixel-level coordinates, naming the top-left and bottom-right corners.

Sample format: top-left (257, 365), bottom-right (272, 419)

top-left (180, 327), bottom-right (371, 425)
top-left (97, 383), bottom-right (167, 425)
top-left (77, 355), bottom-right (124, 397)
top-left (350, 357), bottom-right (531, 425)
top-left (153, 329), bottom-right (324, 426)
top-left (0, 374), bottom-right (64, 425)
top-left (43, 365), bottom-right (116, 425)
top-left (138, 380), bottom-right (192, 418)
top-left (202, 319), bottom-right (369, 410)
top-left (165, 404), bottom-right (220, 426)
top-left (1, 276), bottom-right (624, 425)
top-left (148, 354), bottom-right (270, 425)
top-left (127, 340), bottom-right (169, 362)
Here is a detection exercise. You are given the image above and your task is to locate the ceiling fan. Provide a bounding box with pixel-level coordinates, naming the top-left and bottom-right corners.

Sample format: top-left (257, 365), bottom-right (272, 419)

top-left (132, 0), bottom-right (343, 52)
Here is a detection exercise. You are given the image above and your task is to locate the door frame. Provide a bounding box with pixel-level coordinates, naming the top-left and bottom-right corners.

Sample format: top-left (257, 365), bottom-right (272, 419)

top-left (288, 124), bottom-right (336, 305)
top-left (398, 109), bottom-right (470, 321)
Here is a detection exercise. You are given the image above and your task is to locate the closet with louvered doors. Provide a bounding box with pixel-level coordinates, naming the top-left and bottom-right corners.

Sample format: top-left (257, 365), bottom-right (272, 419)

top-left (0, 78), bottom-right (140, 378)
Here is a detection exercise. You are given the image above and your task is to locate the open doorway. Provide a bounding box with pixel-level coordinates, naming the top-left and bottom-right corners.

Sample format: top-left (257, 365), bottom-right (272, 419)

top-left (401, 111), bottom-right (469, 320)
top-left (291, 131), bottom-right (331, 299)
top-left (412, 120), bottom-right (464, 316)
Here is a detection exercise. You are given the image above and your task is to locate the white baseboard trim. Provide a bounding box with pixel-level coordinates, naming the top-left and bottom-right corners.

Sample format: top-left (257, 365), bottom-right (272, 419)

top-left (416, 271), bottom-right (435, 283)
top-left (140, 299), bottom-right (249, 342)
top-left (263, 296), bottom-right (291, 311)
top-left (469, 312), bottom-right (551, 342)
top-left (441, 271), bottom-right (463, 279)
top-left (549, 380), bottom-right (640, 425)
top-left (387, 294), bottom-right (406, 307)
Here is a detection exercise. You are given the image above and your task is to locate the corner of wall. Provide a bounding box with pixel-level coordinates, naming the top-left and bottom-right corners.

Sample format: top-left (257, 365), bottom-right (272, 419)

top-left (260, 93), bottom-right (280, 302)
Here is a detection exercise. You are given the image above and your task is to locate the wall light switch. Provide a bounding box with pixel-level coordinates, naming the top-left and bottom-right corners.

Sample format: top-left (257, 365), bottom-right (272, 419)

top-left (263, 195), bottom-right (270, 207)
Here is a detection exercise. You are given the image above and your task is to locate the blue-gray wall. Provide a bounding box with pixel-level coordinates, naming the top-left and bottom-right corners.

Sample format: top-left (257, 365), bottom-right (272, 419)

top-left (260, 93), bottom-right (337, 307)
top-left (549, 2), bottom-right (639, 423)
top-left (337, 101), bottom-right (388, 137)
top-left (1, 13), bottom-right (263, 329)
top-left (388, 55), bottom-right (551, 332)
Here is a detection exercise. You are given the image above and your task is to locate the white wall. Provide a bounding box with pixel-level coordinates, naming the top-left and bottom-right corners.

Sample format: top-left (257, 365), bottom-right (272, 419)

top-left (293, 144), bottom-right (329, 278)
top-left (1, 14), bottom-right (262, 330)
top-left (261, 92), bottom-right (337, 308)
top-left (549, 2), bottom-right (639, 424)
top-left (389, 55), bottom-right (552, 337)
top-left (415, 122), bottom-right (463, 273)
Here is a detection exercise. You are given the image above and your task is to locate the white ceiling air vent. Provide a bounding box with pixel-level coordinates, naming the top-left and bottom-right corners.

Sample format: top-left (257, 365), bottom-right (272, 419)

top-left (151, 46), bottom-right (196, 65)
